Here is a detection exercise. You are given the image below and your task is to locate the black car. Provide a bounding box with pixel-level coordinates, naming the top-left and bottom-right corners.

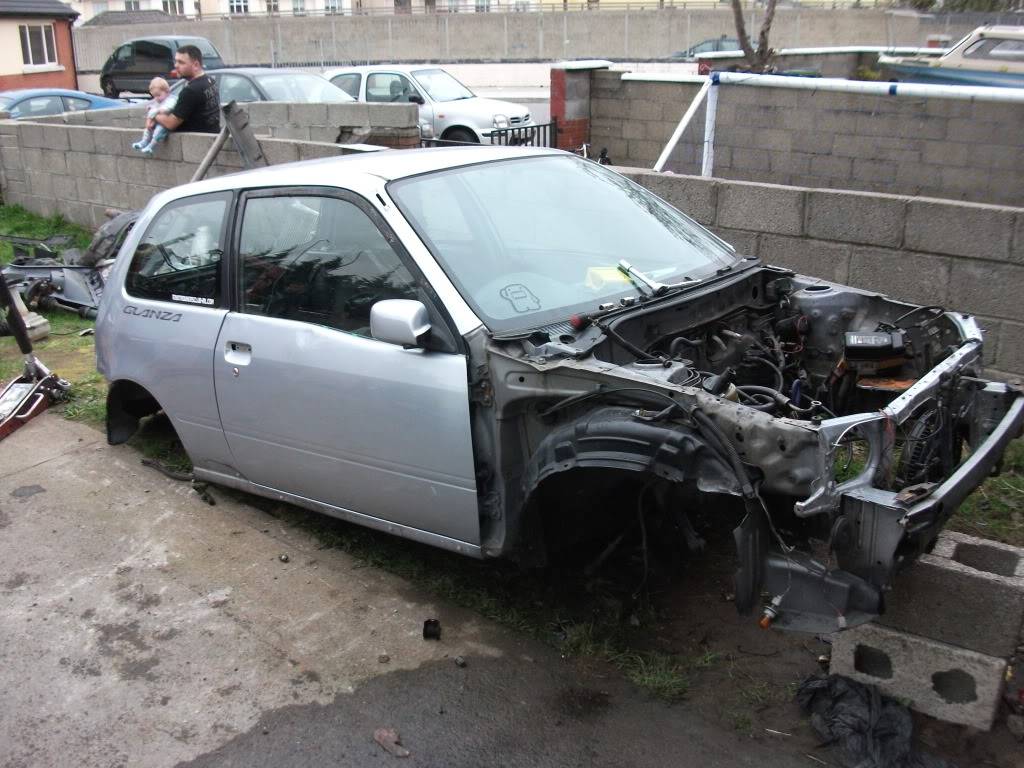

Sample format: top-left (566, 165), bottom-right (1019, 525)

top-left (100, 36), bottom-right (225, 97)
top-left (671, 35), bottom-right (741, 61)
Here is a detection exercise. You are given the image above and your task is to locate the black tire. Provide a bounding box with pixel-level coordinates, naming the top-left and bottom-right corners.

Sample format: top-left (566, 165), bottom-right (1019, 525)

top-left (443, 127), bottom-right (477, 145)
top-left (101, 78), bottom-right (119, 99)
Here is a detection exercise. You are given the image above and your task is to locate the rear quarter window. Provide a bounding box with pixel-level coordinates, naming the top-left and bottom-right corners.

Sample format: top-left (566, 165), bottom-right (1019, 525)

top-left (125, 192), bottom-right (231, 306)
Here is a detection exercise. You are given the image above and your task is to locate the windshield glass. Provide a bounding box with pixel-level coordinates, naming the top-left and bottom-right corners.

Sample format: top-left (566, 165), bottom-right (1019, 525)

top-left (412, 69), bottom-right (474, 102)
top-left (254, 73), bottom-right (354, 102)
top-left (389, 155), bottom-right (737, 332)
top-left (0, 96), bottom-right (11, 110)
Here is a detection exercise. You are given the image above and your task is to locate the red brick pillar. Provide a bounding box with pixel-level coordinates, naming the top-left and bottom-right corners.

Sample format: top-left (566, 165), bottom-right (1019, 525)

top-left (549, 61), bottom-right (609, 152)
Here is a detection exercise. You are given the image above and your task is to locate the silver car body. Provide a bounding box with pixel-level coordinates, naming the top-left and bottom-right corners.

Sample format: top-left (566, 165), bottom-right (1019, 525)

top-left (322, 65), bottom-right (532, 142)
top-left (97, 147), bottom-right (1023, 633)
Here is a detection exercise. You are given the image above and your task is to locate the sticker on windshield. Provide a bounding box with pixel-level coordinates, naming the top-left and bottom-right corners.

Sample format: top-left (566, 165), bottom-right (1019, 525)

top-left (585, 267), bottom-right (630, 291)
top-left (499, 284), bottom-right (541, 314)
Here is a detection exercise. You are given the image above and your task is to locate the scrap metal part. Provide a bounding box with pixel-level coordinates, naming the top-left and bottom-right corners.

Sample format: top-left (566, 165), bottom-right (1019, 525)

top-left (0, 277), bottom-right (69, 441)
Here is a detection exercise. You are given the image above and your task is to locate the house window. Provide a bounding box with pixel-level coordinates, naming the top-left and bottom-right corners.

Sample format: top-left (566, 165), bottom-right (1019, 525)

top-left (124, 0), bottom-right (140, 9)
top-left (229, 0), bottom-right (249, 11)
top-left (474, 0), bottom-right (489, 11)
top-left (19, 25), bottom-right (58, 67)
top-left (325, 0), bottom-right (339, 13)
top-left (266, 0), bottom-right (279, 12)
top-left (293, 0), bottom-right (306, 14)
top-left (162, 0), bottom-right (185, 13)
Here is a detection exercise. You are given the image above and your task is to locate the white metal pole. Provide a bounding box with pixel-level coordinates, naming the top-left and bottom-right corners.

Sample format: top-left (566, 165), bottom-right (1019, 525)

top-left (700, 81), bottom-right (718, 177)
top-left (653, 78), bottom-right (710, 173)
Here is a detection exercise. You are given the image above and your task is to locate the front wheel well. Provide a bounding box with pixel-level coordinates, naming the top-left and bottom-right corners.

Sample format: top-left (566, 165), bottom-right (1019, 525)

top-left (106, 380), bottom-right (162, 445)
top-left (441, 125), bottom-right (479, 143)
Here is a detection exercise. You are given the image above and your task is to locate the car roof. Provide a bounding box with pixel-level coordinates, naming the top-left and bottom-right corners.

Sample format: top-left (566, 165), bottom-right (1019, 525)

top-left (0, 88), bottom-right (99, 98)
top-left (121, 35), bottom-right (212, 43)
top-left (325, 64), bottom-right (448, 76)
top-left (206, 68), bottom-right (328, 77)
top-left (168, 146), bottom-right (561, 198)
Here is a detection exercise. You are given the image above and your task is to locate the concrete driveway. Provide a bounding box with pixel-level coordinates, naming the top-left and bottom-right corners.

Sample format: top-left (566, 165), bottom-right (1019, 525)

top-left (0, 414), bottom-right (808, 768)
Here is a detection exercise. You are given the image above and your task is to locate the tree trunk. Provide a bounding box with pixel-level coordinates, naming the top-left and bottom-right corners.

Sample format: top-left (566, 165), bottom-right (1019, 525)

top-left (729, 0), bottom-right (778, 73)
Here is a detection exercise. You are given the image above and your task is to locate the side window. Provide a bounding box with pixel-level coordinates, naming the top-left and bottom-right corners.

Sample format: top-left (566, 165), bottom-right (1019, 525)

top-left (15, 96), bottom-right (63, 117)
top-left (238, 195), bottom-right (419, 336)
top-left (366, 73), bottom-right (417, 103)
top-left (331, 73), bottom-right (361, 99)
top-left (63, 96), bottom-right (92, 112)
top-left (115, 44), bottom-right (133, 62)
top-left (135, 40), bottom-right (173, 69)
top-left (218, 74), bottom-right (261, 103)
top-left (126, 192), bottom-right (230, 305)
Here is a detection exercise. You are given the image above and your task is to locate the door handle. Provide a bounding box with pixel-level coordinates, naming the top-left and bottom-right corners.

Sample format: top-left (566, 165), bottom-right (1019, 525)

top-left (225, 341), bottom-right (252, 367)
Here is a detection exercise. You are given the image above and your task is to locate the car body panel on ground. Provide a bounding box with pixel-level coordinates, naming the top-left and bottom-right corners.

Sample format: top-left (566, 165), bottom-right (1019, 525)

top-left (96, 147), bottom-right (1023, 633)
top-left (324, 65), bottom-right (531, 142)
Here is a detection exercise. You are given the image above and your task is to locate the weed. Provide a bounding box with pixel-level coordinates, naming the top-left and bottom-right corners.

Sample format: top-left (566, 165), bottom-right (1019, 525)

top-left (0, 205), bottom-right (92, 265)
top-left (693, 649), bottom-right (722, 669)
top-left (613, 651), bottom-right (690, 703)
top-left (728, 709), bottom-right (753, 735)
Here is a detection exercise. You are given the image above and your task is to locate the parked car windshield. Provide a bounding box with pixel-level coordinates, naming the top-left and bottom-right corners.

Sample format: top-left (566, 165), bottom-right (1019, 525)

top-left (389, 155), bottom-right (737, 332)
top-left (0, 96), bottom-right (11, 110)
top-left (253, 73), bottom-right (354, 102)
top-left (412, 69), bottom-right (474, 102)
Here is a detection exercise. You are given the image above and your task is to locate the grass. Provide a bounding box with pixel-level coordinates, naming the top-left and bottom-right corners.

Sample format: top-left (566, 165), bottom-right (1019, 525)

top-left (0, 205), bottom-right (92, 266)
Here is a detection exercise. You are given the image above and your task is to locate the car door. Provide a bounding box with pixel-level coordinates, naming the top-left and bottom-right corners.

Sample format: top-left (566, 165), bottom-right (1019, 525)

top-left (213, 187), bottom-right (480, 545)
top-left (10, 95), bottom-right (64, 119)
top-left (109, 191), bottom-right (237, 470)
top-left (365, 71), bottom-right (431, 130)
top-left (216, 73), bottom-right (262, 104)
top-left (108, 43), bottom-right (134, 92)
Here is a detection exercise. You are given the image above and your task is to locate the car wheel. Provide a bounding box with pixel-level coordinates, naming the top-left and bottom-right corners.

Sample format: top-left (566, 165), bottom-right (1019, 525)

top-left (101, 78), bottom-right (119, 98)
top-left (443, 127), bottom-right (477, 145)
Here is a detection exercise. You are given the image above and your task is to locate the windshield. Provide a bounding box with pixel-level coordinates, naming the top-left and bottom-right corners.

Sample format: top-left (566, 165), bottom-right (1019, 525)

top-left (253, 73), bottom-right (354, 103)
top-left (388, 155), bottom-right (737, 332)
top-left (0, 96), bottom-right (11, 110)
top-left (412, 69), bottom-right (474, 102)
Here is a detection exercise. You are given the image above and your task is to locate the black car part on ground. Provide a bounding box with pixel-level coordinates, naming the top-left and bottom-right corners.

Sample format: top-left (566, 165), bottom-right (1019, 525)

top-left (796, 675), bottom-right (953, 768)
top-left (0, 209), bottom-right (139, 331)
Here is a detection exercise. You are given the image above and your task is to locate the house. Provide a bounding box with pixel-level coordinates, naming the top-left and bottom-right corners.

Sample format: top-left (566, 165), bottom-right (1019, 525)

top-left (0, 0), bottom-right (79, 91)
top-left (67, 1), bottom-right (190, 26)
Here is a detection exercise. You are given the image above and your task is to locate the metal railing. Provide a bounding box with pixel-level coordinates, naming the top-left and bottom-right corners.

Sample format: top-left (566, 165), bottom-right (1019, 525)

top-left (421, 118), bottom-right (558, 148)
top-left (139, 0), bottom-right (899, 23)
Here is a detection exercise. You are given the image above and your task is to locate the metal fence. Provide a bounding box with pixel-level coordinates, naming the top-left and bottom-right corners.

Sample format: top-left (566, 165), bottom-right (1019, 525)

top-left (421, 119), bottom-right (558, 148)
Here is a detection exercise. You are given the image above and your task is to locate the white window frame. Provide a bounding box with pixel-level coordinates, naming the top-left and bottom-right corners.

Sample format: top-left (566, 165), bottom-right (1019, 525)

top-left (325, 0), bottom-right (340, 13)
top-left (124, 0), bottom-right (141, 10)
top-left (162, 0), bottom-right (185, 14)
top-left (19, 24), bottom-right (60, 71)
top-left (293, 0), bottom-right (306, 15)
top-left (229, 0), bottom-right (249, 11)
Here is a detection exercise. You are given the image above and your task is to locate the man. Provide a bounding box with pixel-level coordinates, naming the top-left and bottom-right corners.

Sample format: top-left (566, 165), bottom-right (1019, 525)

top-left (155, 45), bottom-right (219, 134)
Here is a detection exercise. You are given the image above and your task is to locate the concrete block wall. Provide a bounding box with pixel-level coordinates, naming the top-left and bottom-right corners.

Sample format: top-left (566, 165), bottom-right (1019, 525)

top-left (621, 169), bottom-right (1024, 379)
top-left (592, 73), bottom-right (1024, 208)
top-left (70, 9), bottom-right (1009, 71)
top-left (0, 119), bottom-right (374, 230)
top-left (38, 102), bottom-right (420, 150)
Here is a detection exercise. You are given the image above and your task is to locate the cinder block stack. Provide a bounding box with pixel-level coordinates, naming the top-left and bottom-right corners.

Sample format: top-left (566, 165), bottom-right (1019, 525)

top-left (830, 531), bottom-right (1024, 730)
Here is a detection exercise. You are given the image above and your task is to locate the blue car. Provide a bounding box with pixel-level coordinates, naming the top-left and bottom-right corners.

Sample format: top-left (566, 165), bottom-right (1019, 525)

top-left (0, 89), bottom-right (124, 120)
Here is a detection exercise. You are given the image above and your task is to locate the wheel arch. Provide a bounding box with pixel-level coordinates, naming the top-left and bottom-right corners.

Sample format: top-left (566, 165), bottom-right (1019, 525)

top-left (106, 378), bottom-right (162, 445)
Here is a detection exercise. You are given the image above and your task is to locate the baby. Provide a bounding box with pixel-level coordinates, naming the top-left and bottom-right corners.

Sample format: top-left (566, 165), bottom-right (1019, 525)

top-left (132, 77), bottom-right (178, 155)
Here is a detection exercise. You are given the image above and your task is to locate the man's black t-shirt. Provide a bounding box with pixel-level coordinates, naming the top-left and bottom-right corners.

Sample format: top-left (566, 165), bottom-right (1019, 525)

top-left (172, 74), bottom-right (220, 133)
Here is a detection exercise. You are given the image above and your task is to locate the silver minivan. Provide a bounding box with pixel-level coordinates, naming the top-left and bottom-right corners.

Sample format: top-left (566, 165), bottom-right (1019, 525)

top-left (96, 147), bottom-right (1023, 634)
top-left (324, 65), bottom-right (532, 142)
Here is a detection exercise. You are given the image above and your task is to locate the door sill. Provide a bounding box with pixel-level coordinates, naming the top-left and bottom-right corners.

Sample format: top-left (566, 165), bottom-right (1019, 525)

top-left (193, 467), bottom-right (484, 559)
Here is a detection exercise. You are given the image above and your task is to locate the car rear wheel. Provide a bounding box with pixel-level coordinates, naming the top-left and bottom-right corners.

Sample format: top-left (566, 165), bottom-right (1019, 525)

top-left (101, 78), bottom-right (119, 99)
top-left (443, 127), bottom-right (477, 144)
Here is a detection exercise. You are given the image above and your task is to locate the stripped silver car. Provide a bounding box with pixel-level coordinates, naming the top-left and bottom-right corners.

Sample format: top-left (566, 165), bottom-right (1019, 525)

top-left (96, 147), bottom-right (1023, 633)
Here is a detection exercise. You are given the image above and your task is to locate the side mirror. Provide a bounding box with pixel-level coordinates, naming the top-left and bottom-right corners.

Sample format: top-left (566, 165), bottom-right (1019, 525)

top-left (371, 299), bottom-right (431, 348)
top-left (408, 93), bottom-right (425, 105)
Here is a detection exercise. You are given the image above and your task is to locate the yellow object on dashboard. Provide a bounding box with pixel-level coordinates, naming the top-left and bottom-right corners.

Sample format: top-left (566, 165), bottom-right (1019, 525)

top-left (585, 267), bottom-right (630, 291)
